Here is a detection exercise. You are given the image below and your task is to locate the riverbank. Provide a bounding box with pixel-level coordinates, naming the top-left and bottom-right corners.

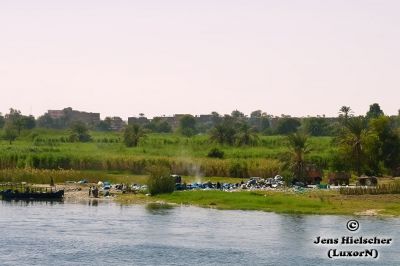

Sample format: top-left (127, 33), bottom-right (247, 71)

top-left (116, 190), bottom-right (400, 217)
top-left (4, 182), bottom-right (400, 217)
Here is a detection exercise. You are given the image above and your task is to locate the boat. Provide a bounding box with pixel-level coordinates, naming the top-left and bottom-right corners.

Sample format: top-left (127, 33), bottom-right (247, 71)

top-left (0, 183), bottom-right (64, 201)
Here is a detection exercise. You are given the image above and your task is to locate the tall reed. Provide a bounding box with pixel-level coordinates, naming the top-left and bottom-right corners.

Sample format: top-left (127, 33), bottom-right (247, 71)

top-left (339, 182), bottom-right (400, 195)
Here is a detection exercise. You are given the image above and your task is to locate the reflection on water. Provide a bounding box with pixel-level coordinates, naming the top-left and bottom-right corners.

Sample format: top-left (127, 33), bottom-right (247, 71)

top-left (145, 202), bottom-right (174, 215)
top-left (0, 201), bottom-right (399, 266)
top-left (87, 199), bottom-right (99, 207)
top-left (1, 199), bottom-right (64, 207)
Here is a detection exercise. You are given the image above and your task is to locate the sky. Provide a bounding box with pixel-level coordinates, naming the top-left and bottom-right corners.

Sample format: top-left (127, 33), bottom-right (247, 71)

top-left (0, 0), bottom-right (399, 119)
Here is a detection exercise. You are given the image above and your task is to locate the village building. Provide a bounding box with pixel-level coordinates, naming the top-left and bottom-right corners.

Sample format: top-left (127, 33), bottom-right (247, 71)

top-left (47, 107), bottom-right (100, 125)
top-left (109, 117), bottom-right (126, 131)
top-left (128, 116), bottom-right (149, 126)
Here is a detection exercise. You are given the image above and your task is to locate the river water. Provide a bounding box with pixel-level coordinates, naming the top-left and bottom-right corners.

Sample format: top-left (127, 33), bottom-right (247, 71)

top-left (0, 201), bottom-right (399, 265)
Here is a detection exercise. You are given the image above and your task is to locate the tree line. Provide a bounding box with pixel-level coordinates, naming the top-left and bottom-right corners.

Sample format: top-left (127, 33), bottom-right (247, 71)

top-left (3, 104), bottom-right (399, 138)
top-left (286, 104), bottom-right (400, 182)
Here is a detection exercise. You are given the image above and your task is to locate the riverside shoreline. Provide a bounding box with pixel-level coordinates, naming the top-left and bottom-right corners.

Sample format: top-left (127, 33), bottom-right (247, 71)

top-left (5, 183), bottom-right (399, 217)
top-left (116, 187), bottom-right (400, 217)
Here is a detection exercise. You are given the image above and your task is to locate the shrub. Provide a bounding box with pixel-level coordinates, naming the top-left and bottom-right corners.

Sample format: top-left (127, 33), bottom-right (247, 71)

top-left (207, 148), bottom-right (224, 159)
top-left (69, 122), bottom-right (91, 142)
top-left (229, 161), bottom-right (249, 178)
top-left (124, 124), bottom-right (145, 147)
top-left (147, 165), bottom-right (174, 195)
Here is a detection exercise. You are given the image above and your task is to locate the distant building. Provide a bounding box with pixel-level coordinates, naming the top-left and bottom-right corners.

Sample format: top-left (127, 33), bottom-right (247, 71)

top-left (128, 116), bottom-right (149, 126)
top-left (109, 117), bottom-right (126, 131)
top-left (47, 110), bottom-right (64, 119)
top-left (152, 116), bottom-right (175, 127)
top-left (47, 107), bottom-right (100, 126)
top-left (196, 114), bottom-right (213, 124)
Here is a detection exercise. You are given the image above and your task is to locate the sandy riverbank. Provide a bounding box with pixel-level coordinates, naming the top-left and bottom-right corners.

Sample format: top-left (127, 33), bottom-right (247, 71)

top-left (32, 183), bottom-right (119, 203)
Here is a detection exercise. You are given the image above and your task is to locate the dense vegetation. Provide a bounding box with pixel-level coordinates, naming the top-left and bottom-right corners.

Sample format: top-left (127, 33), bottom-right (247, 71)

top-left (0, 103), bottom-right (399, 182)
top-left (0, 129), bottom-right (293, 178)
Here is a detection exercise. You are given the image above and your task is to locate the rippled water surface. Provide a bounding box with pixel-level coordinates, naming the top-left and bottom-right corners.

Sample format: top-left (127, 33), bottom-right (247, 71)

top-left (0, 201), bottom-right (399, 265)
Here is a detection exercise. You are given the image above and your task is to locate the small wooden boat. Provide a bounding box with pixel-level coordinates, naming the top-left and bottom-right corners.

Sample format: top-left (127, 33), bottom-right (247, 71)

top-left (0, 183), bottom-right (64, 201)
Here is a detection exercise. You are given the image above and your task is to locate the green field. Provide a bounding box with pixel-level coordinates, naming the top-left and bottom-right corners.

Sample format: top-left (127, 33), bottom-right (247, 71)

top-left (0, 129), bottom-right (334, 179)
top-left (0, 129), bottom-right (334, 159)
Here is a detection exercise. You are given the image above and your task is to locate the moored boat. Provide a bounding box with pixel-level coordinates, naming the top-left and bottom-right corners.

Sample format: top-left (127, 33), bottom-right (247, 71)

top-left (0, 183), bottom-right (64, 201)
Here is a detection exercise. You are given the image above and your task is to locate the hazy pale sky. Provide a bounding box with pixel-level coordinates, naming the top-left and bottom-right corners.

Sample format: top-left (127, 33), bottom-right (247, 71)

top-left (1, 0), bottom-right (399, 119)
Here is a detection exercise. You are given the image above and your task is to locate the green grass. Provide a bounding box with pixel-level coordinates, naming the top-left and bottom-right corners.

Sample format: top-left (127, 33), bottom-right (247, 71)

top-left (117, 190), bottom-right (400, 216)
top-left (0, 129), bottom-right (334, 160)
top-left (155, 191), bottom-right (334, 214)
top-left (0, 129), bottom-right (334, 178)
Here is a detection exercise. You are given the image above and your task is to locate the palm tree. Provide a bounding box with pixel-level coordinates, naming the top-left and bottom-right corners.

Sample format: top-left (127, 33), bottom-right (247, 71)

top-left (339, 106), bottom-right (352, 123)
top-left (235, 124), bottom-right (259, 146)
top-left (337, 117), bottom-right (368, 175)
top-left (209, 121), bottom-right (236, 145)
top-left (209, 124), bottom-right (226, 145)
top-left (287, 132), bottom-right (311, 182)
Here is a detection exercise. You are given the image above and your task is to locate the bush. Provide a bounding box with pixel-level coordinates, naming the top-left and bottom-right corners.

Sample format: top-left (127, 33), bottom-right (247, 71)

top-left (147, 165), bottom-right (174, 195)
top-left (207, 148), bottom-right (224, 159)
top-left (229, 161), bottom-right (249, 178)
top-left (69, 122), bottom-right (91, 142)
